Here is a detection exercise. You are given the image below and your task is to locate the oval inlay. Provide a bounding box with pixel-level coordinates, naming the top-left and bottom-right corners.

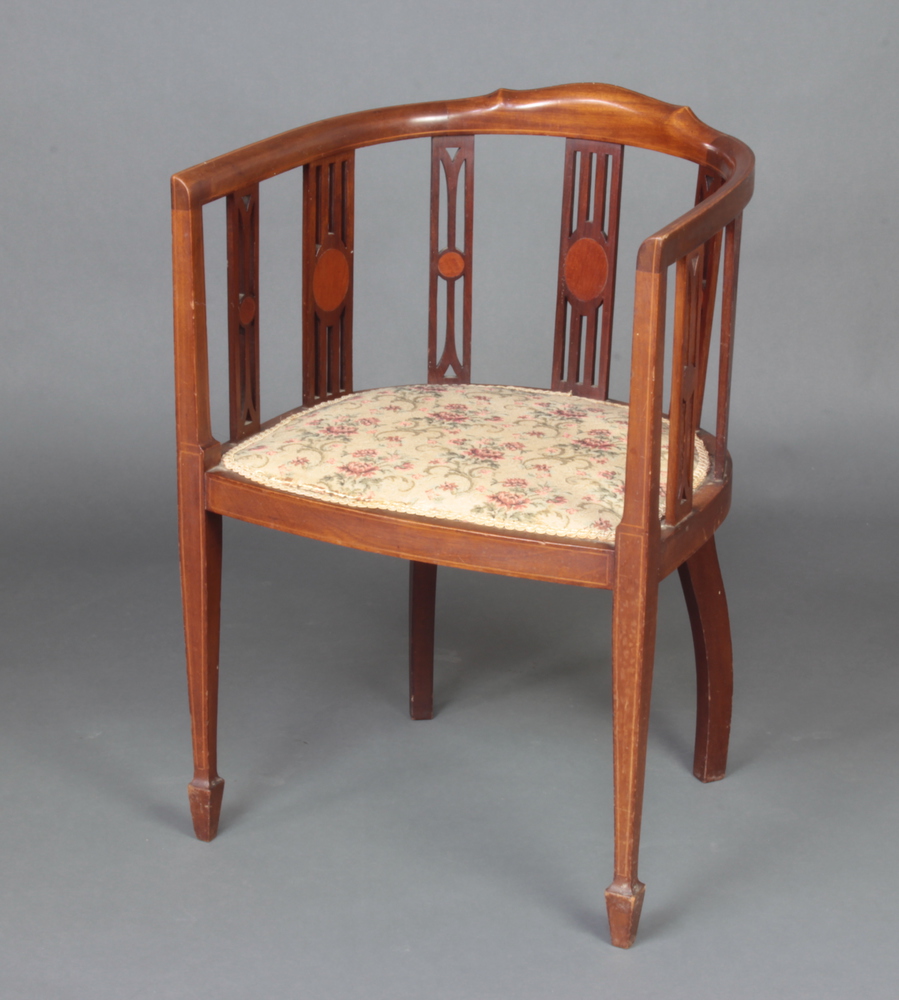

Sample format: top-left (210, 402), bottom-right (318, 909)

top-left (437, 250), bottom-right (465, 279)
top-left (313, 248), bottom-right (350, 312)
top-left (564, 237), bottom-right (608, 302)
top-left (238, 295), bottom-right (256, 326)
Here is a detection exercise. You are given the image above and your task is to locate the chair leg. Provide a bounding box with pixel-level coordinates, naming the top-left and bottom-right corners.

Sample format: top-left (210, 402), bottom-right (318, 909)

top-left (677, 535), bottom-right (733, 783)
top-left (180, 504), bottom-right (225, 841)
top-left (605, 533), bottom-right (659, 948)
top-left (408, 561), bottom-right (437, 720)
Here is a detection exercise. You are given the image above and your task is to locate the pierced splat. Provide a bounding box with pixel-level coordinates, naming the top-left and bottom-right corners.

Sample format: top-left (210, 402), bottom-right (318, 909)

top-left (227, 184), bottom-right (260, 440)
top-left (303, 152), bottom-right (355, 406)
top-left (428, 135), bottom-right (474, 383)
top-left (552, 139), bottom-right (623, 399)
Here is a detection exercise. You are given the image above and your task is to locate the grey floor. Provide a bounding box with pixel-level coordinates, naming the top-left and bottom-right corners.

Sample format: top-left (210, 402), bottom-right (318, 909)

top-left (2, 501), bottom-right (896, 999)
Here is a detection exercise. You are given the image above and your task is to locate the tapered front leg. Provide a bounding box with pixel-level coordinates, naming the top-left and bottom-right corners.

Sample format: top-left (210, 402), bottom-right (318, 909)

top-left (179, 472), bottom-right (224, 841)
top-left (678, 535), bottom-right (733, 782)
top-left (605, 528), bottom-right (659, 948)
top-left (408, 561), bottom-right (437, 720)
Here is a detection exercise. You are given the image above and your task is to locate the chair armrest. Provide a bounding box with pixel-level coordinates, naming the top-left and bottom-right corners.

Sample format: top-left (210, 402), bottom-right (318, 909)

top-left (172, 193), bottom-right (217, 458)
top-left (620, 140), bottom-right (752, 535)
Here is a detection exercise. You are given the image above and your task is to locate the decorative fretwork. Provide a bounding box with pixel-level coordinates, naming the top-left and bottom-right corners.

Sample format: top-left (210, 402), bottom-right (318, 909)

top-left (227, 185), bottom-right (260, 440)
top-left (552, 139), bottom-right (623, 399)
top-left (303, 152), bottom-right (355, 407)
top-left (428, 135), bottom-right (474, 383)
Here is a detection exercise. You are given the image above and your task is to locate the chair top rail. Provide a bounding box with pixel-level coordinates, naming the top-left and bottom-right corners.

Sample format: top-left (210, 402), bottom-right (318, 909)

top-left (171, 84), bottom-right (753, 265)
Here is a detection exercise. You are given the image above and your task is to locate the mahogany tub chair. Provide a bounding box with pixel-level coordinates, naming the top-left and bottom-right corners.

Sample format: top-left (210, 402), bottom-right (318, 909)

top-left (172, 84), bottom-right (753, 948)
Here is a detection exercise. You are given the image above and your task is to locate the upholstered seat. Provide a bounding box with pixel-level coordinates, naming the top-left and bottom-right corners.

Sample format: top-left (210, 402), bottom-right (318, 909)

top-left (221, 383), bottom-right (709, 542)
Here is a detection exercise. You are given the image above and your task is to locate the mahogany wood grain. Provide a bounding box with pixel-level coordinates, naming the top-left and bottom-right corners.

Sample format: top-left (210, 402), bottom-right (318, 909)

top-left (657, 454), bottom-right (732, 581)
top-left (715, 214), bottom-right (743, 478)
top-left (690, 167), bottom-right (723, 423)
top-left (178, 453), bottom-right (224, 842)
top-left (172, 84), bottom-right (754, 948)
top-left (677, 535), bottom-right (733, 782)
top-left (429, 135), bottom-right (474, 383)
top-left (552, 139), bottom-right (622, 399)
top-left (227, 185), bottom-right (260, 440)
top-left (601, 251), bottom-right (667, 946)
top-left (665, 246), bottom-right (704, 525)
top-left (409, 561), bottom-right (437, 719)
top-left (205, 469), bottom-right (616, 587)
top-left (303, 152), bottom-right (355, 406)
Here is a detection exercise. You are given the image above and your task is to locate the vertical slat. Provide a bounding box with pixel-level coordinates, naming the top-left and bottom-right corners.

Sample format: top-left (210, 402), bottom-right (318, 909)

top-left (666, 248), bottom-right (703, 525)
top-left (715, 213), bottom-right (743, 478)
top-left (303, 151), bottom-right (355, 407)
top-left (552, 139), bottom-right (623, 399)
top-left (226, 185), bottom-right (260, 440)
top-left (691, 166), bottom-right (724, 422)
top-left (428, 135), bottom-right (474, 384)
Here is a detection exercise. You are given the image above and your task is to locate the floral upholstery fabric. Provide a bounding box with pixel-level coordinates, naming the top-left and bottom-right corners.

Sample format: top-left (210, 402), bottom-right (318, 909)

top-left (220, 384), bottom-right (709, 542)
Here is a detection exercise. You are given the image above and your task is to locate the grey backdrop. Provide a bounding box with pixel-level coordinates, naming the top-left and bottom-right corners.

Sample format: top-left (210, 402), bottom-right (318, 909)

top-left (2, 2), bottom-right (897, 998)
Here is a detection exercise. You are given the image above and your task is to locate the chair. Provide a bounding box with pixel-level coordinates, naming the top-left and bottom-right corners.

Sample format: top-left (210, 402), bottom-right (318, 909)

top-left (171, 84), bottom-right (753, 948)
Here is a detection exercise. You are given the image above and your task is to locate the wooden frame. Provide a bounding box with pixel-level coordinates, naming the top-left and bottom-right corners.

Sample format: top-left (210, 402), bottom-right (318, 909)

top-left (172, 84), bottom-right (754, 948)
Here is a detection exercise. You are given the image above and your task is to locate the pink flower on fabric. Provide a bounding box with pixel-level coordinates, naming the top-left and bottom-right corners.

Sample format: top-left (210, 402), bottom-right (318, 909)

top-left (575, 436), bottom-right (613, 451)
top-left (503, 478), bottom-right (528, 488)
top-left (433, 410), bottom-right (470, 423)
top-left (489, 491), bottom-right (530, 510)
top-left (353, 448), bottom-right (378, 457)
top-left (504, 441), bottom-right (526, 451)
top-left (339, 461), bottom-right (379, 477)
top-left (289, 457), bottom-right (311, 467)
top-left (324, 424), bottom-right (356, 436)
top-left (359, 417), bottom-right (380, 426)
top-left (467, 446), bottom-right (504, 461)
